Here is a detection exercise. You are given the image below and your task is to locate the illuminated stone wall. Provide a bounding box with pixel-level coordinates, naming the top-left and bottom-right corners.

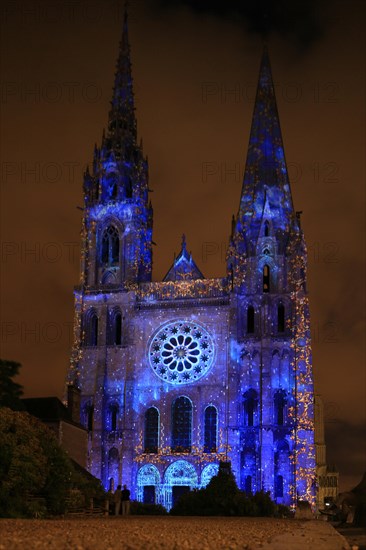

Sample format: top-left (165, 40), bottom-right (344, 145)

top-left (67, 13), bottom-right (316, 510)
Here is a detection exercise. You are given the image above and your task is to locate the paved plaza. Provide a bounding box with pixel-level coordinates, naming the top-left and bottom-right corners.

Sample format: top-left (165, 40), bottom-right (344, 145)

top-left (0, 517), bottom-right (350, 549)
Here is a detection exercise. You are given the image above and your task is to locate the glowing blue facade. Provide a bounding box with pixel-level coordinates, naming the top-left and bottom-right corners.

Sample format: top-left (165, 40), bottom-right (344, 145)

top-left (68, 13), bottom-right (316, 509)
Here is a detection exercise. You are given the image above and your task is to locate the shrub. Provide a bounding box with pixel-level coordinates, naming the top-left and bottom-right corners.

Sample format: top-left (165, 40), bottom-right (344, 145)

top-left (70, 463), bottom-right (105, 506)
top-left (275, 503), bottom-right (294, 518)
top-left (0, 408), bottom-right (73, 517)
top-left (170, 471), bottom-right (285, 517)
top-left (25, 498), bottom-right (47, 519)
top-left (170, 489), bottom-right (206, 516)
top-left (252, 490), bottom-right (276, 517)
top-left (171, 470), bottom-right (235, 516)
top-left (0, 409), bottom-right (48, 517)
top-left (66, 488), bottom-right (85, 511)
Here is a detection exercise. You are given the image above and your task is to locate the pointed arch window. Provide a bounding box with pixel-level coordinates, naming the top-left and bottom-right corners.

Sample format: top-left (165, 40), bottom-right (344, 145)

top-left (277, 303), bottom-right (285, 333)
top-left (245, 475), bottom-right (252, 494)
top-left (91, 314), bottom-right (98, 346)
top-left (274, 439), bottom-right (289, 498)
top-left (247, 305), bottom-right (255, 334)
top-left (107, 447), bottom-right (119, 491)
top-left (264, 220), bottom-right (270, 237)
top-left (108, 447), bottom-right (119, 462)
top-left (144, 407), bottom-right (159, 453)
top-left (263, 264), bottom-right (270, 293)
top-left (172, 397), bottom-right (192, 453)
top-left (85, 311), bottom-right (98, 346)
top-left (274, 390), bottom-right (287, 426)
top-left (125, 177), bottom-right (132, 199)
top-left (107, 309), bottom-right (122, 346)
top-left (241, 447), bottom-right (257, 493)
top-left (101, 225), bottom-right (120, 266)
top-left (204, 406), bottom-right (217, 453)
top-left (243, 389), bottom-right (258, 427)
top-left (275, 474), bottom-right (284, 498)
top-left (114, 312), bottom-right (122, 345)
top-left (110, 183), bottom-right (118, 200)
top-left (109, 404), bottom-right (119, 432)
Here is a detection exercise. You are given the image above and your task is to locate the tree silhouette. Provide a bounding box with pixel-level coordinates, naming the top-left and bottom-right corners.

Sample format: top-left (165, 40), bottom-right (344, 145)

top-left (0, 360), bottom-right (24, 411)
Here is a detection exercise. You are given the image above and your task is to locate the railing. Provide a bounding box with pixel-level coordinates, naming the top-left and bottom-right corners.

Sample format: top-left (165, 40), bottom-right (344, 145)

top-left (65, 497), bottom-right (109, 517)
top-left (75, 278), bottom-right (230, 302)
top-left (138, 278), bottom-right (229, 302)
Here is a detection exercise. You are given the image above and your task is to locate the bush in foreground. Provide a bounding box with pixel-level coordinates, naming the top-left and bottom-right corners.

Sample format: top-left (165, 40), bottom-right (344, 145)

top-left (0, 408), bottom-right (104, 517)
top-left (0, 408), bottom-right (73, 517)
top-left (170, 469), bottom-right (288, 517)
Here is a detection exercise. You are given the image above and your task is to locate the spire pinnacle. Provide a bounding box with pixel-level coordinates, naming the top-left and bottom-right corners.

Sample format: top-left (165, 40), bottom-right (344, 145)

top-left (107, 4), bottom-right (136, 143)
top-left (235, 47), bottom-right (295, 242)
top-left (163, 235), bottom-right (204, 282)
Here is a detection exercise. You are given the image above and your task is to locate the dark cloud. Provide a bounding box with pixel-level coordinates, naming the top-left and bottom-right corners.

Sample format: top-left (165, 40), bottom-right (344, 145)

top-left (156, 0), bottom-right (329, 50)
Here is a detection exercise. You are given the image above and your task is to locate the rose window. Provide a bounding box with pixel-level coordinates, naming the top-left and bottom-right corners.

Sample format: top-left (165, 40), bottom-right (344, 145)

top-left (148, 321), bottom-right (214, 384)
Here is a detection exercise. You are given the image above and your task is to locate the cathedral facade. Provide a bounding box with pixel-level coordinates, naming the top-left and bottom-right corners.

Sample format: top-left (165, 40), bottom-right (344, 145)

top-left (67, 13), bottom-right (316, 510)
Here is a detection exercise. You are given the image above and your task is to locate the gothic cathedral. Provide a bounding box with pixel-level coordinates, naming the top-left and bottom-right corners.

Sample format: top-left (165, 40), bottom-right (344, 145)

top-left (67, 12), bottom-right (316, 510)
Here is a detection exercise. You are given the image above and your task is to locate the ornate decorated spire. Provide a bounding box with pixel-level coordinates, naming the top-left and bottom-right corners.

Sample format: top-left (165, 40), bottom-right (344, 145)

top-left (234, 47), bottom-right (297, 251)
top-left (83, 4), bottom-right (149, 209)
top-left (107, 6), bottom-right (137, 147)
top-left (81, 5), bottom-right (153, 285)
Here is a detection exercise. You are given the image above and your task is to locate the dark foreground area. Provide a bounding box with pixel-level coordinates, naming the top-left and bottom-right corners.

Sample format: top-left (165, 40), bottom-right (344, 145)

top-left (336, 525), bottom-right (366, 550)
top-left (0, 517), bottom-right (350, 550)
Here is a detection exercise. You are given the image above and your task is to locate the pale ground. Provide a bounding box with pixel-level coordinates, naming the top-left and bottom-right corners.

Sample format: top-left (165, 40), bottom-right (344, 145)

top-left (0, 517), bottom-right (350, 550)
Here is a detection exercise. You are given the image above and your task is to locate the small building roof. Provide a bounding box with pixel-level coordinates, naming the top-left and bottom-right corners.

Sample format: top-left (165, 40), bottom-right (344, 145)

top-left (163, 234), bottom-right (205, 282)
top-left (22, 396), bottom-right (84, 429)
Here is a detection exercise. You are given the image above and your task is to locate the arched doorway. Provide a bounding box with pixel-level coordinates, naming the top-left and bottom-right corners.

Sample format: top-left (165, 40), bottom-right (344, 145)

top-left (163, 460), bottom-right (198, 510)
top-left (137, 464), bottom-right (160, 504)
top-left (201, 463), bottom-right (219, 488)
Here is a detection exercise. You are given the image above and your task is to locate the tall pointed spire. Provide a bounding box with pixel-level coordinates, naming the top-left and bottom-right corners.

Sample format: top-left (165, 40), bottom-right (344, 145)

top-left (82, 5), bottom-right (153, 284)
top-left (235, 47), bottom-right (296, 246)
top-left (107, 5), bottom-right (137, 145)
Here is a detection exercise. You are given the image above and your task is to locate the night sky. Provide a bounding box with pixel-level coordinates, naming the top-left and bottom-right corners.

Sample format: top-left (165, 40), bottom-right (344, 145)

top-left (1, 0), bottom-right (365, 492)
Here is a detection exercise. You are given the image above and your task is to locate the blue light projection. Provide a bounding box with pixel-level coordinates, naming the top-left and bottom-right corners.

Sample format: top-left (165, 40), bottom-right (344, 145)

top-left (163, 235), bottom-right (205, 282)
top-left (148, 321), bottom-right (215, 385)
top-left (137, 464), bottom-right (160, 503)
top-left (68, 11), bottom-right (316, 511)
top-left (201, 463), bottom-right (219, 487)
top-left (165, 460), bottom-right (198, 487)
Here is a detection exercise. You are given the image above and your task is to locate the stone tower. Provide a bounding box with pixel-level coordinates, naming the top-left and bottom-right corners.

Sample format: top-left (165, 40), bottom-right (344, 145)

top-left (226, 47), bottom-right (316, 505)
top-left (81, 10), bottom-right (152, 289)
top-left (67, 14), bottom-right (316, 510)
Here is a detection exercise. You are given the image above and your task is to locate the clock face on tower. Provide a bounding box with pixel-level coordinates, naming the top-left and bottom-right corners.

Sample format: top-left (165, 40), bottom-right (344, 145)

top-left (148, 320), bottom-right (215, 385)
